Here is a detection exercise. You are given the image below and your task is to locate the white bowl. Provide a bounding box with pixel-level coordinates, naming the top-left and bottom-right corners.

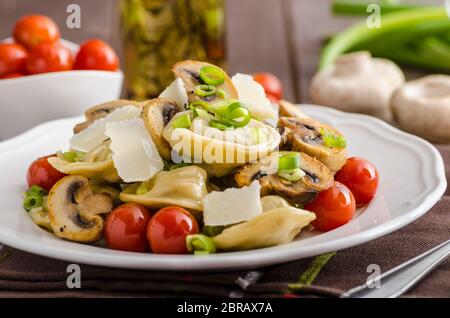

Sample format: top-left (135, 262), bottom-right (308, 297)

top-left (0, 38), bottom-right (123, 140)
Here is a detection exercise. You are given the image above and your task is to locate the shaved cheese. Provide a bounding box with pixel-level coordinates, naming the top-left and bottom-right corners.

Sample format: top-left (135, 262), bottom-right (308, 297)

top-left (104, 118), bottom-right (164, 182)
top-left (70, 106), bottom-right (142, 152)
top-left (159, 78), bottom-right (188, 110)
top-left (203, 181), bottom-right (262, 226)
top-left (231, 73), bottom-right (278, 120)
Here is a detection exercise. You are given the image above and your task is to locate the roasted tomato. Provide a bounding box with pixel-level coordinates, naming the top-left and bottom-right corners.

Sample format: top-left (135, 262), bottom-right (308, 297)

top-left (105, 203), bottom-right (152, 252)
top-left (13, 14), bottom-right (60, 49)
top-left (74, 39), bottom-right (119, 71)
top-left (147, 206), bottom-right (199, 254)
top-left (26, 156), bottom-right (66, 191)
top-left (335, 157), bottom-right (379, 205)
top-left (305, 181), bottom-right (356, 232)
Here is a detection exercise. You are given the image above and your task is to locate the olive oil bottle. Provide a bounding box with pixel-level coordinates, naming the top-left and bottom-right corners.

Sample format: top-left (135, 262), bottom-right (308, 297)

top-left (120, 0), bottom-right (226, 100)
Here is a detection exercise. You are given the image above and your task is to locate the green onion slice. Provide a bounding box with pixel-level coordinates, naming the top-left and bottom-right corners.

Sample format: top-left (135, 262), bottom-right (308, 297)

top-left (195, 84), bottom-right (217, 97)
top-left (319, 128), bottom-right (347, 148)
top-left (203, 225), bottom-right (225, 237)
top-left (210, 119), bottom-right (233, 130)
top-left (226, 102), bottom-right (251, 127)
top-left (194, 108), bottom-right (212, 120)
top-left (27, 185), bottom-right (48, 196)
top-left (217, 88), bottom-right (227, 98)
top-left (172, 113), bottom-right (192, 129)
top-left (277, 168), bottom-right (305, 182)
top-left (189, 100), bottom-right (211, 111)
top-left (186, 234), bottom-right (217, 255)
top-left (23, 192), bottom-right (44, 212)
top-left (136, 181), bottom-right (151, 195)
top-left (278, 153), bottom-right (301, 171)
top-left (62, 151), bottom-right (85, 162)
top-left (199, 65), bottom-right (225, 85)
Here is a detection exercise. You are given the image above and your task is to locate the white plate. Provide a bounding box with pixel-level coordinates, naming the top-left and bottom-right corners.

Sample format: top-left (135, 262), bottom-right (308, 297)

top-left (0, 105), bottom-right (446, 271)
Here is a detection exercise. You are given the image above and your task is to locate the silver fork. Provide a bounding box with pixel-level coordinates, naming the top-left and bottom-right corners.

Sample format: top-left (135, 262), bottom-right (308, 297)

top-left (341, 239), bottom-right (450, 298)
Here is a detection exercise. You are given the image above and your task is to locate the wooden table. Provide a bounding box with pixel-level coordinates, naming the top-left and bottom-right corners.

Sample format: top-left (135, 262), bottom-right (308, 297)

top-left (0, 0), bottom-right (367, 103)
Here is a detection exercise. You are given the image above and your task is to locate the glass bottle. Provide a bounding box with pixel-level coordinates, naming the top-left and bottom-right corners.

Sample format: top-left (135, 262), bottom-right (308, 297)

top-left (120, 0), bottom-right (226, 100)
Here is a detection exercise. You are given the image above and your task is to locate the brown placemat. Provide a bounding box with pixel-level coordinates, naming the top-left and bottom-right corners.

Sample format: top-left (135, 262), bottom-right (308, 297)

top-left (0, 145), bottom-right (449, 298)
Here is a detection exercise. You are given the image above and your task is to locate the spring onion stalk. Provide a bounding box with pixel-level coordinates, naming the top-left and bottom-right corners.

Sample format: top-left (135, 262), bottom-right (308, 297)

top-left (332, 0), bottom-right (422, 16)
top-left (186, 234), bottom-right (217, 255)
top-left (195, 84), bottom-right (217, 97)
top-left (277, 168), bottom-right (305, 182)
top-left (172, 113), bottom-right (192, 129)
top-left (199, 65), bottom-right (225, 85)
top-left (319, 7), bottom-right (449, 70)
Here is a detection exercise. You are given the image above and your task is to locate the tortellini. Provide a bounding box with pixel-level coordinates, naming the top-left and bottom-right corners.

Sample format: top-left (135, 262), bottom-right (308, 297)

top-left (120, 166), bottom-right (208, 211)
top-left (48, 141), bottom-right (120, 183)
top-left (213, 206), bottom-right (316, 250)
top-left (162, 113), bottom-right (281, 177)
top-left (260, 195), bottom-right (290, 212)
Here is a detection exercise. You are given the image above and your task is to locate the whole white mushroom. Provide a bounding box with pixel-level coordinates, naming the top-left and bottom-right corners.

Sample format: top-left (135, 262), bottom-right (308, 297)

top-left (392, 75), bottom-right (450, 143)
top-left (310, 51), bottom-right (405, 121)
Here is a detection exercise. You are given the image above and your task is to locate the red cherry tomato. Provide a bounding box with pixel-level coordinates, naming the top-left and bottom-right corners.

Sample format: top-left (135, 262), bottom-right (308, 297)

top-left (74, 39), bottom-right (119, 71)
top-left (0, 72), bottom-right (25, 79)
top-left (13, 15), bottom-right (60, 49)
top-left (26, 42), bottom-right (73, 74)
top-left (335, 157), bottom-right (379, 205)
top-left (0, 43), bottom-right (28, 77)
top-left (266, 93), bottom-right (279, 104)
top-left (147, 206), bottom-right (199, 254)
top-left (253, 72), bottom-right (283, 101)
top-left (104, 203), bottom-right (152, 252)
top-left (26, 156), bottom-right (66, 191)
top-left (305, 181), bottom-right (356, 232)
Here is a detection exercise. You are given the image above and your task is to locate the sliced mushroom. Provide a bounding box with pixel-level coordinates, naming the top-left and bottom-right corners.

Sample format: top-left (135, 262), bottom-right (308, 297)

top-left (73, 99), bottom-right (143, 133)
top-left (392, 75), bottom-right (450, 143)
top-left (141, 98), bottom-right (180, 160)
top-left (278, 117), bottom-right (347, 173)
top-left (172, 60), bottom-right (238, 103)
top-left (278, 100), bottom-right (309, 119)
top-left (235, 152), bottom-right (333, 204)
top-left (47, 175), bottom-right (113, 243)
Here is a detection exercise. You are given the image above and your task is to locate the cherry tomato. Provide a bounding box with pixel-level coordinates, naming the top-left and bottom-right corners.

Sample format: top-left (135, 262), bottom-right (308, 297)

top-left (0, 72), bottom-right (25, 79)
top-left (253, 72), bottom-right (283, 101)
top-left (104, 203), bottom-right (152, 252)
top-left (266, 94), bottom-right (279, 104)
top-left (335, 157), bottom-right (379, 205)
top-left (305, 181), bottom-right (356, 232)
top-left (74, 39), bottom-right (119, 71)
top-left (147, 206), bottom-right (199, 254)
top-left (13, 15), bottom-right (60, 49)
top-left (26, 156), bottom-right (66, 191)
top-left (26, 42), bottom-right (73, 74)
top-left (0, 43), bottom-right (27, 77)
